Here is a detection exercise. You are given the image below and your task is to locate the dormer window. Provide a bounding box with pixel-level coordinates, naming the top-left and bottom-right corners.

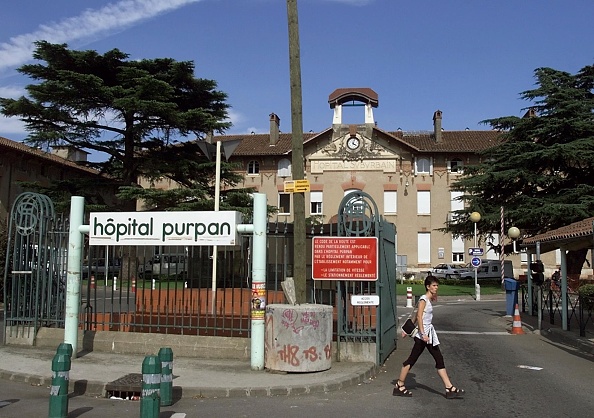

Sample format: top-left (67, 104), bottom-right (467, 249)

top-left (448, 158), bottom-right (464, 174)
top-left (277, 158), bottom-right (291, 178)
top-left (247, 160), bottom-right (260, 175)
top-left (415, 157), bottom-right (433, 175)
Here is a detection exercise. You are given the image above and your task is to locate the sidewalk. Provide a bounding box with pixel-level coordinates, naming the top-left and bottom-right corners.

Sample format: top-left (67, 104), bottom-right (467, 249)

top-left (1, 294), bottom-right (592, 400)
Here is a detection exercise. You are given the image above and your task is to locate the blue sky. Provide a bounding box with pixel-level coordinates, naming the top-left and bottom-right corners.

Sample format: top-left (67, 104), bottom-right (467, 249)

top-left (1, 0), bottom-right (593, 143)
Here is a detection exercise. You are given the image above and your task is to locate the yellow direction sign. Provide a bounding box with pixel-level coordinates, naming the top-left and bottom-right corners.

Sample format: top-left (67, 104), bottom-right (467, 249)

top-left (284, 179), bottom-right (310, 193)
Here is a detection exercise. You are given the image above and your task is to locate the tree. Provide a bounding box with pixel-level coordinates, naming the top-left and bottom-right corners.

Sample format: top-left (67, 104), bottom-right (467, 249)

top-left (0, 41), bottom-right (243, 213)
top-left (445, 64), bottom-right (594, 276)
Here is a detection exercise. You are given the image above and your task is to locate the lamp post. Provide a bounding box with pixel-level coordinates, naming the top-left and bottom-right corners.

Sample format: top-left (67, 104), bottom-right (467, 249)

top-left (469, 211), bottom-right (481, 301)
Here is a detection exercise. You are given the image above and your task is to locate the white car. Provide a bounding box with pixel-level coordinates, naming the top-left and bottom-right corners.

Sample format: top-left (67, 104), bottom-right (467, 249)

top-left (431, 263), bottom-right (470, 279)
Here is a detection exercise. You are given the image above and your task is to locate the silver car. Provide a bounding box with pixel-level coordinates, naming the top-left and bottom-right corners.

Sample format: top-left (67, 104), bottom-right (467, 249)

top-left (431, 263), bottom-right (470, 279)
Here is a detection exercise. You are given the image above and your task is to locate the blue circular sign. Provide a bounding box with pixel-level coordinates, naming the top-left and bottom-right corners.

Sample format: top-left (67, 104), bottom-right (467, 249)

top-left (471, 257), bottom-right (482, 267)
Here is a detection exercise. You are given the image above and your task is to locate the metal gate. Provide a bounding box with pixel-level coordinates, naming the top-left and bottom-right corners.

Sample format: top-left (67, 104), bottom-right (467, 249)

top-left (2, 192), bottom-right (68, 344)
top-left (336, 191), bottom-right (397, 364)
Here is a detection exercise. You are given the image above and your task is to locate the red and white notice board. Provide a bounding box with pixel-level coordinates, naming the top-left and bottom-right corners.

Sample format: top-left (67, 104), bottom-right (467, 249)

top-left (312, 236), bottom-right (378, 281)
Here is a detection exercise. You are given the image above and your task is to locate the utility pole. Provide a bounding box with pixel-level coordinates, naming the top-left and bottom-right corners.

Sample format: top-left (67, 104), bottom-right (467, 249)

top-left (286, 0), bottom-right (306, 303)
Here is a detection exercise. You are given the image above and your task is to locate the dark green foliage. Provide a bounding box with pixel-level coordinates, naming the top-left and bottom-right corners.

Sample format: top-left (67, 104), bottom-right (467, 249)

top-left (0, 41), bottom-right (246, 212)
top-left (444, 64), bottom-right (594, 243)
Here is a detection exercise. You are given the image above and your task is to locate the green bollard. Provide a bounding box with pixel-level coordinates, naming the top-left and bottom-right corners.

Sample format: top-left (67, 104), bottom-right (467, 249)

top-left (48, 352), bottom-right (71, 418)
top-left (56, 342), bottom-right (73, 358)
top-left (140, 355), bottom-right (161, 418)
top-left (158, 347), bottom-right (173, 407)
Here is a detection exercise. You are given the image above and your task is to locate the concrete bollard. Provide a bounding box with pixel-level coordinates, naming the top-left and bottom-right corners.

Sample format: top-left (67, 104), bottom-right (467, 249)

top-left (48, 345), bottom-right (72, 418)
top-left (113, 276), bottom-right (117, 291)
top-left (131, 277), bottom-right (136, 292)
top-left (406, 287), bottom-right (413, 308)
top-left (158, 347), bottom-right (173, 407)
top-left (152, 279), bottom-right (156, 290)
top-left (140, 355), bottom-right (161, 418)
top-left (90, 275), bottom-right (96, 289)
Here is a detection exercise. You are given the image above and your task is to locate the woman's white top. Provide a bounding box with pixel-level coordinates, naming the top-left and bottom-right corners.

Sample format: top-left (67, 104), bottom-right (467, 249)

top-left (415, 295), bottom-right (440, 346)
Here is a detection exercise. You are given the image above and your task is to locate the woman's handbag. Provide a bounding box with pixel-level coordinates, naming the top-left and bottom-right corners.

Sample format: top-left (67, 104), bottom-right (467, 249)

top-left (401, 298), bottom-right (423, 337)
top-left (401, 318), bottom-right (418, 337)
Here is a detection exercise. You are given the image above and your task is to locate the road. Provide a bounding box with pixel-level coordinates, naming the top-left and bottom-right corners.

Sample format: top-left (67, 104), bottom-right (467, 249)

top-left (1, 299), bottom-right (593, 417)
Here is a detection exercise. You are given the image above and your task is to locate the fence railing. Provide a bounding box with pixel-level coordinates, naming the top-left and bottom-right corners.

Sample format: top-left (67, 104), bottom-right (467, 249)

top-left (521, 282), bottom-right (593, 337)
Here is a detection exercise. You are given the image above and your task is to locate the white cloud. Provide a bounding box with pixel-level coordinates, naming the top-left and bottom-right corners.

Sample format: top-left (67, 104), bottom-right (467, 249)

top-left (0, 85), bottom-right (25, 99)
top-left (0, 115), bottom-right (27, 136)
top-left (0, 0), bottom-right (203, 72)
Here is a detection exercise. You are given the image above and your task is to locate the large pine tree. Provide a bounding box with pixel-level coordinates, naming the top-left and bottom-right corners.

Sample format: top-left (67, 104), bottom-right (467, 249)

top-left (0, 41), bottom-right (247, 213)
top-left (446, 64), bottom-right (594, 275)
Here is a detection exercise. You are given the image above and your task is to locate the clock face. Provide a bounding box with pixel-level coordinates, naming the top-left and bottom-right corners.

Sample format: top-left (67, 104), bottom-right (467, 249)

top-left (347, 137), bottom-right (360, 150)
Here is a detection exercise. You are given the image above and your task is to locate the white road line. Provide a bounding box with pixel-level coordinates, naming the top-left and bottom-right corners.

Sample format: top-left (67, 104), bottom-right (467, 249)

top-left (438, 331), bottom-right (511, 335)
top-left (518, 365), bottom-right (543, 370)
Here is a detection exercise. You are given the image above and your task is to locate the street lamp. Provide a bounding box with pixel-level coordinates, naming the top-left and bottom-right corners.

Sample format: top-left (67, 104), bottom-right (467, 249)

top-left (470, 211), bottom-right (481, 301)
top-left (508, 226), bottom-right (520, 252)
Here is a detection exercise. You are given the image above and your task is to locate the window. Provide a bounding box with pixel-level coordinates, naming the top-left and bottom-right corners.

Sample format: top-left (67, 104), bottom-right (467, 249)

top-left (449, 191), bottom-right (464, 224)
top-left (452, 236), bottom-right (464, 263)
top-left (310, 191), bottom-right (322, 215)
top-left (278, 193), bottom-right (291, 214)
top-left (415, 157), bottom-right (433, 175)
top-left (448, 158), bottom-right (464, 174)
top-left (417, 190), bottom-right (430, 214)
top-left (418, 232), bottom-right (431, 264)
top-left (277, 158), bottom-right (291, 178)
top-left (247, 160), bottom-right (259, 175)
top-left (384, 191), bottom-right (397, 214)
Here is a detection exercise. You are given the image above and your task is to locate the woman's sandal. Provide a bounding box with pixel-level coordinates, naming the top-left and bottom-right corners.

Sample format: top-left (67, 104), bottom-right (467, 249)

top-left (393, 380), bottom-right (413, 397)
top-left (445, 385), bottom-right (465, 399)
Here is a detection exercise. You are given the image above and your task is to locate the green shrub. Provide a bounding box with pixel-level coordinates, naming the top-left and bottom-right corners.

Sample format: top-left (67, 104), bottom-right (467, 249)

top-left (578, 284), bottom-right (594, 310)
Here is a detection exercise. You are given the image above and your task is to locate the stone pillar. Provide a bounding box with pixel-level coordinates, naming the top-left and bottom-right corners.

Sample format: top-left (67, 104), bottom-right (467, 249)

top-left (265, 304), bottom-right (333, 372)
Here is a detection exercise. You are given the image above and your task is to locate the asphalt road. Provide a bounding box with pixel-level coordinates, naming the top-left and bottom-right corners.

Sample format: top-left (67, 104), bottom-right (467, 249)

top-left (1, 299), bottom-right (593, 417)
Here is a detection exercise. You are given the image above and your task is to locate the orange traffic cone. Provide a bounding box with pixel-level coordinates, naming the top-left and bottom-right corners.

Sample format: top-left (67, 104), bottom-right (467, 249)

top-left (511, 303), bottom-right (524, 334)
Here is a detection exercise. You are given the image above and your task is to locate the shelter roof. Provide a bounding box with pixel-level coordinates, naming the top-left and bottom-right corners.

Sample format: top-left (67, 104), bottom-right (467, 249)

top-left (522, 217), bottom-right (594, 254)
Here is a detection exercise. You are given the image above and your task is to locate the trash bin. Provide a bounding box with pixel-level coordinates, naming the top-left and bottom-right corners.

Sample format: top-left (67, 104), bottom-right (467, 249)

top-left (503, 278), bottom-right (519, 316)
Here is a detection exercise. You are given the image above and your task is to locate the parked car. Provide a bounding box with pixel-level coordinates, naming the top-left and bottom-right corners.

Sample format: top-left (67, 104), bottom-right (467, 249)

top-left (82, 257), bottom-right (122, 279)
top-left (431, 263), bottom-right (470, 279)
top-left (138, 253), bottom-right (188, 279)
top-left (459, 260), bottom-right (514, 280)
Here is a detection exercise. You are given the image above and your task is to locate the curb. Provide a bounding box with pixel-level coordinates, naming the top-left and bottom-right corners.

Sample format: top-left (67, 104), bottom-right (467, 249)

top-left (0, 362), bottom-right (378, 399)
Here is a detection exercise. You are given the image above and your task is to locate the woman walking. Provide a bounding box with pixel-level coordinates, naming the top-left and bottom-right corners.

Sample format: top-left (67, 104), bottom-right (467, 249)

top-left (393, 275), bottom-right (465, 399)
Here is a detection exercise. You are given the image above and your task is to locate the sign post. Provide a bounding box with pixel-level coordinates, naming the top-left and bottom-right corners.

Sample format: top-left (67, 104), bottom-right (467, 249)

top-left (312, 237), bottom-right (378, 281)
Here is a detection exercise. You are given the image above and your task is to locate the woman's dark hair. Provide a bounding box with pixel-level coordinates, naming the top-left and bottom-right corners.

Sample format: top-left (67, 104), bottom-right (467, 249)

top-left (425, 274), bottom-right (439, 288)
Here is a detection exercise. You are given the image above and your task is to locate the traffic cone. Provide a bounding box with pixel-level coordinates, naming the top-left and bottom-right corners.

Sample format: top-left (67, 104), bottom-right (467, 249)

top-left (131, 277), bottom-right (136, 293)
top-left (90, 275), bottom-right (96, 290)
top-left (511, 303), bottom-right (525, 335)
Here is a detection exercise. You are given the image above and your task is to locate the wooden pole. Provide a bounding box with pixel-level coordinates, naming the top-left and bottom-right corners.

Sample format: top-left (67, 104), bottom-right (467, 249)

top-left (286, 0), bottom-right (306, 303)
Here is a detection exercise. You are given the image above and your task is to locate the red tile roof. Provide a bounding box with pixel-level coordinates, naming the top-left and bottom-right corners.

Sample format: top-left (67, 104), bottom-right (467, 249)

top-left (523, 217), bottom-right (594, 246)
top-left (211, 128), bottom-right (503, 156)
top-left (0, 136), bottom-right (101, 175)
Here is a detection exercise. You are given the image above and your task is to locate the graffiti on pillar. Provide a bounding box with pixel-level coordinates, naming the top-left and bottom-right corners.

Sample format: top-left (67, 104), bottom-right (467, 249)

top-left (281, 308), bottom-right (323, 334)
top-left (276, 343), bottom-right (332, 366)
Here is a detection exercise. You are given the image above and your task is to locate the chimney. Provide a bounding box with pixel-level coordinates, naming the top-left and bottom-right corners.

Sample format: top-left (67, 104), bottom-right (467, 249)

top-left (433, 110), bottom-right (442, 143)
top-left (51, 145), bottom-right (88, 162)
top-left (270, 113), bottom-right (280, 146)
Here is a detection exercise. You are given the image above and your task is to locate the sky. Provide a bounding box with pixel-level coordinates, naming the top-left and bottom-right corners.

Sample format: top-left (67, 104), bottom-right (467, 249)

top-left (1, 0), bottom-right (593, 146)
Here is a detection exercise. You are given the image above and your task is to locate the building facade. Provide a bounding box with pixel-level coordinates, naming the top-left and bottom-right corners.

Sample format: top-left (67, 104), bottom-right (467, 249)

top-left (207, 88), bottom-right (559, 275)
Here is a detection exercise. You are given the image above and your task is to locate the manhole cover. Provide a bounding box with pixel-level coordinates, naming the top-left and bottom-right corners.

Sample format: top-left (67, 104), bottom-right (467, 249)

top-left (105, 373), bottom-right (142, 399)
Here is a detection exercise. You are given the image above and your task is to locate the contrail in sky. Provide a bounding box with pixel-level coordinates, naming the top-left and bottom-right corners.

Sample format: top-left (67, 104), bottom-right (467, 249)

top-left (0, 0), bottom-right (202, 72)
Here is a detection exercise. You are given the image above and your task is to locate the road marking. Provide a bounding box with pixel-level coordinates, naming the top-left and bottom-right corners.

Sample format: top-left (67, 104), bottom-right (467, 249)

top-left (517, 365), bottom-right (543, 370)
top-left (439, 331), bottom-right (510, 335)
top-left (170, 414), bottom-right (186, 418)
top-left (0, 401), bottom-right (11, 407)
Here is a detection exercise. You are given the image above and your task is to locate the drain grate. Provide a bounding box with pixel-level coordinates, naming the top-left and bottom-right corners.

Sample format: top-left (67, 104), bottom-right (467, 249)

top-left (105, 373), bottom-right (142, 400)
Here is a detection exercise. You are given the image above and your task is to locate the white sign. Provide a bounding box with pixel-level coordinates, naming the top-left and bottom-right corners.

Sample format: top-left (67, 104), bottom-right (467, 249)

top-left (350, 295), bottom-right (380, 306)
top-left (89, 211), bottom-right (242, 246)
